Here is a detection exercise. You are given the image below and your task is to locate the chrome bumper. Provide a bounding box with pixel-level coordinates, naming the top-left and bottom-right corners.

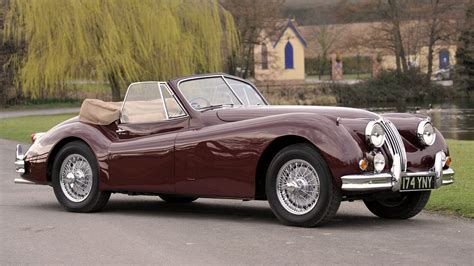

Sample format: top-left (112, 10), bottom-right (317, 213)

top-left (14, 144), bottom-right (37, 185)
top-left (341, 151), bottom-right (454, 192)
top-left (15, 144), bottom-right (25, 174)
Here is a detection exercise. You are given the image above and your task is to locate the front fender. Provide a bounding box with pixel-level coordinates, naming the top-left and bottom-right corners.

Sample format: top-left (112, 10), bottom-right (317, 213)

top-left (244, 113), bottom-right (369, 188)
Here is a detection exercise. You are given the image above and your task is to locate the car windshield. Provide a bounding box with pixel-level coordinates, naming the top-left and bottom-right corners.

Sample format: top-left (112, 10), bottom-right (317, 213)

top-left (179, 76), bottom-right (265, 110)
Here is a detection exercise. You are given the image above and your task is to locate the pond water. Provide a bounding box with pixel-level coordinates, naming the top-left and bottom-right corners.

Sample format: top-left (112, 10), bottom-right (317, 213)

top-left (360, 98), bottom-right (474, 141)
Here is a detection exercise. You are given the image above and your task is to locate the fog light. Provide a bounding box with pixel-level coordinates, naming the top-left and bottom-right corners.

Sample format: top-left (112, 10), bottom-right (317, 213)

top-left (374, 153), bottom-right (385, 173)
top-left (359, 158), bottom-right (368, 171)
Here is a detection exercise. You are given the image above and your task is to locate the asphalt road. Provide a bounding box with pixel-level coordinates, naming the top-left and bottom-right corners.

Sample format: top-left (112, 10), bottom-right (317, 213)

top-left (0, 108), bottom-right (80, 119)
top-left (1, 138), bottom-right (473, 265)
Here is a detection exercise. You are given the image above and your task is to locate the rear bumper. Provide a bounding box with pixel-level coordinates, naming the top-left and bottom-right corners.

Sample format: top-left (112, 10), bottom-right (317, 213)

top-left (341, 151), bottom-right (454, 192)
top-left (15, 144), bottom-right (25, 175)
top-left (14, 144), bottom-right (38, 185)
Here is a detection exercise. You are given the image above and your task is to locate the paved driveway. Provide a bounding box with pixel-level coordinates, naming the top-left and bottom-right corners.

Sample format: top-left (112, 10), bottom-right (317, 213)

top-left (1, 138), bottom-right (473, 264)
top-left (0, 108), bottom-right (80, 119)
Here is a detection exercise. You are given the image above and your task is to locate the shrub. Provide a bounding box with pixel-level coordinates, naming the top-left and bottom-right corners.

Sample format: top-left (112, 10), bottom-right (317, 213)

top-left (305, 55), bottom-right (372, 76)
top-left (331, 70), bottom-right (456, 106)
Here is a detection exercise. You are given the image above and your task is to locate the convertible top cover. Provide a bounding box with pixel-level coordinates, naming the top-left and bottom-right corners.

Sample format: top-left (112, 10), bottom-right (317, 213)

top-left (79, 99), bottom-right (122, 125)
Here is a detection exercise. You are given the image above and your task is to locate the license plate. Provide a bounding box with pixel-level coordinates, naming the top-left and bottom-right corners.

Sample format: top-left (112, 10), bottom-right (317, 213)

top-left (400, 175), bottom-right (435, 192)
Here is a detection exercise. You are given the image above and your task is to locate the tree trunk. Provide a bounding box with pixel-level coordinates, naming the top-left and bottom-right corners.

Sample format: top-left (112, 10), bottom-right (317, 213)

top-left (242, 40), bottom-right (255, 79)
top-left (108, 74), bottom-right (121, 102)
top-left (395, 27), bottom-right (408, 73)
top-left (426, 39), bottom-right (435, 80)
top-left (388, 0), bottom-right (407, 73)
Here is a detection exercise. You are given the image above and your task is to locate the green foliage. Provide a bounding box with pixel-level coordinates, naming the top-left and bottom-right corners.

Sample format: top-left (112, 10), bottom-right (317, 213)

top-left (305, 55), bottom-right (372, 76)
top-left (3, 0), bottom-right (239, 100)
top-left (305, 56), bottom-right (330, 76)
top-left (332, 70), bottom-right (456, 106)
top-left (454, 4), bottom-right (474, 92)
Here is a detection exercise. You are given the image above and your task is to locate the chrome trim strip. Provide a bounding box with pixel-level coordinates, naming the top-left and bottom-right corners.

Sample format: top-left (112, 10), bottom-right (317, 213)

top-left (14, 177), bottom-right (36, 185)
top-left (159, 82), bottom-right (189, 119)
top-left (158, 82), bottom-right (170, 120)
top-left (221, 75), bottom-right (244, 105)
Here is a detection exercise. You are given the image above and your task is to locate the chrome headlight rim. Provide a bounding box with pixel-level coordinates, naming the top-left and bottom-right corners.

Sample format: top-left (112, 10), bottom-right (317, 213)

top-left (365, 121), bottom-right (386, 148)
top-left (417, 119), bottom-right (436, 146)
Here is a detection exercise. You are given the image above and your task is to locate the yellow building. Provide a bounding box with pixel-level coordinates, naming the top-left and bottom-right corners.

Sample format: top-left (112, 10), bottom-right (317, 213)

top-left (382, 45), bottom-right (457, 73)
top-left (254, 19), bottom-right (307, 83)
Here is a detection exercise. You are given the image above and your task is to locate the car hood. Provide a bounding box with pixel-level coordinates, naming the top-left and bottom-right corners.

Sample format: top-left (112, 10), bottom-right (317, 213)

top-left (216, 105), bottom-right (380, 122)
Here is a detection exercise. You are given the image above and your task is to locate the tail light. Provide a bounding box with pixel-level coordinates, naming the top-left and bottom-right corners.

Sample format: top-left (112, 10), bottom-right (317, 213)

top-left (31, 132), bottom-right (46, 143)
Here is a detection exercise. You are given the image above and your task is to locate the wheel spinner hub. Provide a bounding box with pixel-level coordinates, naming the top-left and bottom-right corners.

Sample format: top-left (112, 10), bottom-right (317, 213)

top-left (59, 154), bottom-right (93, 203)
top-left (276, 159), bottom-right (321, 215)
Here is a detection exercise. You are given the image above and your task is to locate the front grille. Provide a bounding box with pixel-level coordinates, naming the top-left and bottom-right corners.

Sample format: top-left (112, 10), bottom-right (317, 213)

top-left (381, 120), bottom-right (407, 171)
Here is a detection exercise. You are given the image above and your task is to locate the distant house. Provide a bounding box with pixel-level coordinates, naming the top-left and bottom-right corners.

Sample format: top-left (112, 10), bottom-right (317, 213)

top-left (299, 21), bottom-right (458, 75)
top-left (254, 18), bottom-right (307, 83)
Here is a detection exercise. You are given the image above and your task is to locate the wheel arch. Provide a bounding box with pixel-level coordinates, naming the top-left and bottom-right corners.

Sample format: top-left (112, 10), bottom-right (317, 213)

top-left (46, 137), bottom-right (94, 183)
top-left (254, 135), bottom-right (327, 200)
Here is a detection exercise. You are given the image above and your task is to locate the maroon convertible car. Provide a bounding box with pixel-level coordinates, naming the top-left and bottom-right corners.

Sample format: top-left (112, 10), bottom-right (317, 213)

top-left (14, 73), bottom-right (454, 227)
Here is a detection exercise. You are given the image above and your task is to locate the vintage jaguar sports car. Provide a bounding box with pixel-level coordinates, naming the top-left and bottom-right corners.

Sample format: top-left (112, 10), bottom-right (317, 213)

top-left (14, 73), bottom-right (454, 227)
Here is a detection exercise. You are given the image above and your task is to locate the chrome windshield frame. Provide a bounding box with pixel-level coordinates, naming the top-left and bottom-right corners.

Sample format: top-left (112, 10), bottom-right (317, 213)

top-left (176, 74), bottom-right (253, 112)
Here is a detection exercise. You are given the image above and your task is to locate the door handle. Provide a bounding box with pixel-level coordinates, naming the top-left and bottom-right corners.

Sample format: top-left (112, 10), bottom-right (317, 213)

top-left (116, 128), bottom-right (128, 135)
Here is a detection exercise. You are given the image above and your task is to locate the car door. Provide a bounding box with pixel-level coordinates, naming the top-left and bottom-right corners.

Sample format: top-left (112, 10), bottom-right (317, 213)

top-left (108, 82), bottom-right (189, 193)
top-left (173, 77), bottom-right (259, 198)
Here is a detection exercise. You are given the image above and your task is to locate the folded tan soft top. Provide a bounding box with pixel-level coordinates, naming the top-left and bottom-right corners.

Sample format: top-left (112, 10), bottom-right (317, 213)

top-left (79, 99), bottom-right (122, 125)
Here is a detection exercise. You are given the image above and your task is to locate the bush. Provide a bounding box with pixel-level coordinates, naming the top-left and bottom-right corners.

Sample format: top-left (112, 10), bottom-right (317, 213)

top-left (305, 55), bottom-right (372, 76)
top-left (331, 70), bottom-right (456, 106)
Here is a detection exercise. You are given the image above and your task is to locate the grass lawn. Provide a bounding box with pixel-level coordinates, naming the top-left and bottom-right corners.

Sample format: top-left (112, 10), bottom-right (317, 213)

top-left (0, 114), bottom-right (472, 218)
top-left (0, 114), bottom-right (77, 143)
top-left (426, 139), bottom-right (474, 218)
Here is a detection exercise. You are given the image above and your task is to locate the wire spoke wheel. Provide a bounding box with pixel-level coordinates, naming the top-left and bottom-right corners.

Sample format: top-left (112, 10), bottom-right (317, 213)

top-left (276, 159), bottom-right (321, 215)
top-left (59, 154), bottom-right (93, 203)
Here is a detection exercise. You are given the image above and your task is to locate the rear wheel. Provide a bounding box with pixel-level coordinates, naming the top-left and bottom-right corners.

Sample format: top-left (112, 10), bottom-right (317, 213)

top-left (52, 141), bottom-right (110, 212)
top-left (159, 195), bottom-right (198, 203)
top-left (363, 191), bottom-right (430, 219)
top-left (265, 144), bottom-right (341, 227)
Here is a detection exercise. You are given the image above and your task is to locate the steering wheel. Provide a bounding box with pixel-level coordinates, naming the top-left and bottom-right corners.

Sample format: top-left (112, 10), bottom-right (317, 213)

top-left (189, 97), bottom-right (211, 109)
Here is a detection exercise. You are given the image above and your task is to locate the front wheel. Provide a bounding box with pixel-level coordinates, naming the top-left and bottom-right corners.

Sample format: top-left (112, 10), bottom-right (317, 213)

top-left (52, 141), bottom-right (110, 212)
top-left (363, 191), bottom-right (430, 219)
top-left (265, 144), bottom-right (341, 227)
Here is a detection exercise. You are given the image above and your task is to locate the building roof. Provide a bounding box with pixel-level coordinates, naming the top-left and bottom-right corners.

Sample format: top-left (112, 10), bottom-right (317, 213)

top-left (272, 18), bottom-right (308, 48)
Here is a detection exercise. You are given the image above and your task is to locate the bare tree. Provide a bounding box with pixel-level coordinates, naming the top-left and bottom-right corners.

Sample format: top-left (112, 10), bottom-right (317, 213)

top-left (221, 0), bottom-right (285, 79)
top-left (315, 26), bottom-right (339, 79)
top-left (423, 0), bottom-right (459, 80)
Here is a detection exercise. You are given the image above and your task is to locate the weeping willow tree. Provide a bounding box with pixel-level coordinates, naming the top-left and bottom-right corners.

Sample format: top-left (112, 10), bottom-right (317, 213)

top-left (4, 0), bottom-right (239, 101)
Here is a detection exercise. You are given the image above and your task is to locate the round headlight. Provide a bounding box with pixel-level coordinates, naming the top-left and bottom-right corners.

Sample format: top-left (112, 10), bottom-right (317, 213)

top-left (365, 121), bottom-right (385, 148)
top-left (374, 152), bottom-right (385, 173)
top-left (417, 120), bottom-right (436, 146)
